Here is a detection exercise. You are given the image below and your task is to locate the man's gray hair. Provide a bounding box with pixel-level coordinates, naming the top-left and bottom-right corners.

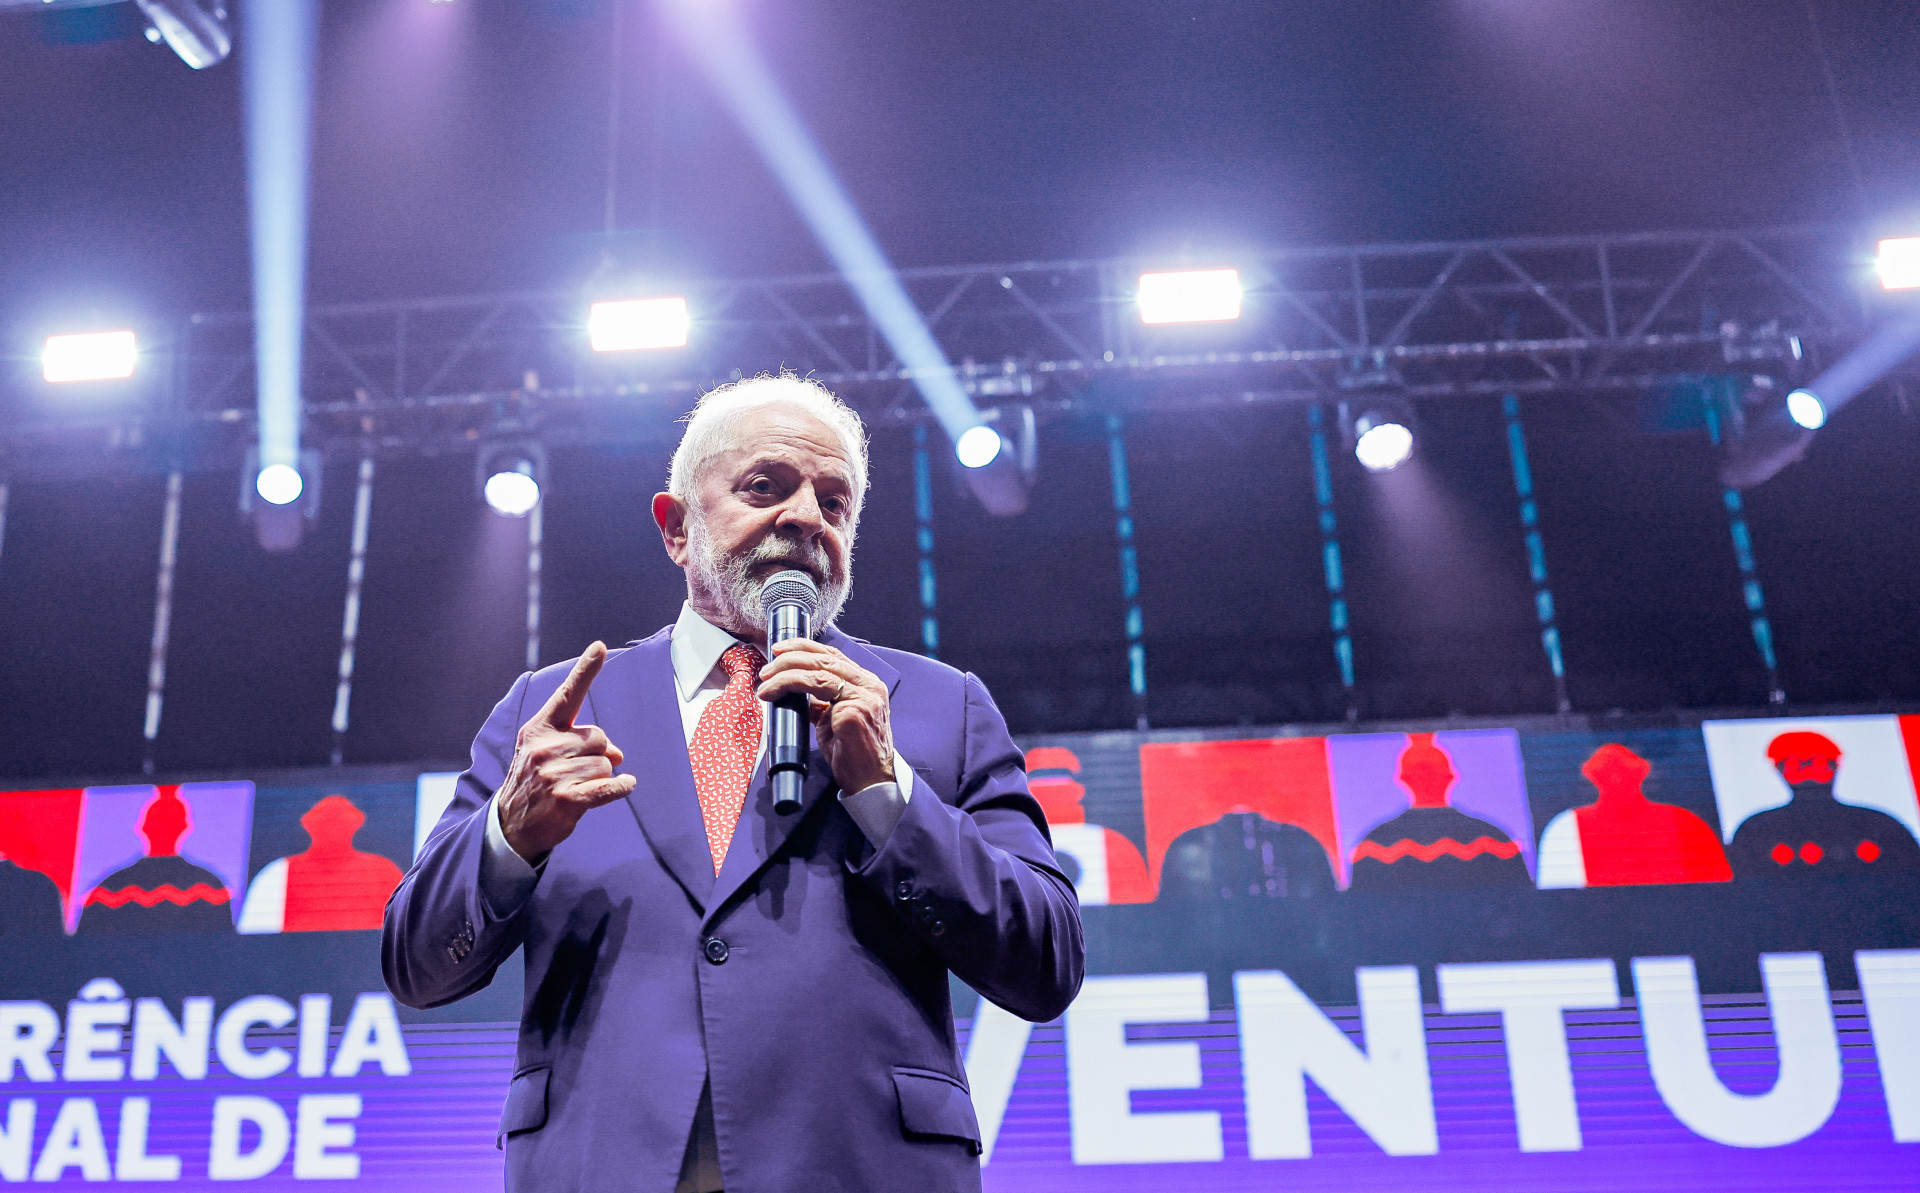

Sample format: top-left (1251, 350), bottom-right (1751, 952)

top-left (667, 374), bottom-right (870, 517)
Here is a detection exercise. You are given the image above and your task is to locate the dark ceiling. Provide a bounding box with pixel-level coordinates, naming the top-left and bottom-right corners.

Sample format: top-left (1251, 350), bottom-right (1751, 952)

top-left (4, 0), bottom-right (1918, 328)
top-left (2, 0), bottom-right (1918, 782)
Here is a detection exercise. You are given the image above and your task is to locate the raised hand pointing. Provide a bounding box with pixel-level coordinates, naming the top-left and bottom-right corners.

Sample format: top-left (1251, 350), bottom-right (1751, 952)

top-left (496, 642), bottom-right (638, 861)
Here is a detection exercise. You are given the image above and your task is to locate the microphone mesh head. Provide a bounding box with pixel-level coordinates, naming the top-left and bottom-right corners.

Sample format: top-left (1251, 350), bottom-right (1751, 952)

top-left (760, 569), bottom-right (820, 620)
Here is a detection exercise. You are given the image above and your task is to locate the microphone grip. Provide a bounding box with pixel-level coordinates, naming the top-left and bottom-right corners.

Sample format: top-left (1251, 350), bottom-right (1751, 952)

top-left (771, 750), bottom-right (805, 809)
top-left (768, 603), bottom-right (810, 810)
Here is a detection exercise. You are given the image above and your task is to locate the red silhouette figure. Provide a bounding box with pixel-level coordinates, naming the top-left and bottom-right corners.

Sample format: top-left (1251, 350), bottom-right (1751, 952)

top-left (1349, 734), bottom-right (1530, 890)
top-left (1027, 747), bottom-right (1092, 827)
top-left (1026, 748), bottom-right (1152, 905)
top-left (1401, 734), bottom-right (1452, 809)
top-left (1727, 732), bottom-right (1920, 879)
top-left (0, 789), bottom-right (82, 933)
top-left (1139, 737), bottom-right (1343, 896)
top-left (282, 796), bottom-right (406, 931)
top-left (80, 787), bottom-right (232, 933)
top-left (1570, 745), bottom-right (1731, 886)
top-left (0, 845), bottom-right (66, 935)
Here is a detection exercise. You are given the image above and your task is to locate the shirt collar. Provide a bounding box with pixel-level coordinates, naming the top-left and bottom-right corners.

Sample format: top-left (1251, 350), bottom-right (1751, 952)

top-left (670, 602), bottom-right (754, 702)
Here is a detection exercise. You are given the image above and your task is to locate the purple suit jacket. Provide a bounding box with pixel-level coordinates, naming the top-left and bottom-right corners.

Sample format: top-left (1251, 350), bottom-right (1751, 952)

top-left (382, 626), bottom-right (1084, 1192)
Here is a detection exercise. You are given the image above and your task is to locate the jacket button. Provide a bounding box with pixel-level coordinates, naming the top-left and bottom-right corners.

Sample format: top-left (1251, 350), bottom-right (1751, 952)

top-left (895, 880), bottom-right (913, 900)
top-left (703, 938), bottom-right (730, 964)
top-left (929, 921), bottom-right (946, 936)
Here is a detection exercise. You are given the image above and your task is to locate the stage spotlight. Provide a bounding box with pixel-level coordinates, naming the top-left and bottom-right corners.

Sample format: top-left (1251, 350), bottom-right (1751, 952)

top-left (131, 0), bottom-right (231, 70)
top-left (1137, 269), bottom-right (1242, 325)
top-left (239, 447), bottom-right (321, 550)
top-left (256, 463), bottom-right (304, 506)
top-left (484, 465), bottom-right (541, 518)
top-left (954, 405), bottom-right (1037, 515)
top-left (1877, 238), bottom-right (1920, 291)
top-left (43, 331), bottom-right (137, 383)
top-left (589, 297), bottom-right (690, 352)
top-left (1719, 379), bottom-right (1816, 491)
top-left (240, 0), bottom-right (318, 533)
top-left (955, 425), bottom-right (1003, 469)
top-left (1785, 388), bottom-right (1827, 430)
top-left (477, 443), bottom-right (546, 517)
top-left (1353, 412), bottom-right (1414, 472)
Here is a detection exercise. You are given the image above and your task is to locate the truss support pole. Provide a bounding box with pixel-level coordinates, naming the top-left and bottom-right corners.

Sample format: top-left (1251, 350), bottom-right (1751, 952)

top-left (1501, 395), bottom-right (1573, 714)
top-left (912, 425), bottom-right (940, 657)
top-left (1307, 406), bottom-right (1358, 718)
top-left (331, 455), bottom-right (375, 765)
top-left (1106, 414), bottom-right (1148, 730)
top-left (142, 470), bottom-right (185, 775)
top-left (1703, 393), bottom-right (1786, 704)
top-left (526, 498), bottom-right (545, 673)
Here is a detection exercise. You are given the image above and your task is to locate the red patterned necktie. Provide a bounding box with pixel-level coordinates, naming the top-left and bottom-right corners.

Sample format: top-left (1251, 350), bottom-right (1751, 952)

top-left (690, 643), bottom-right (766, 873)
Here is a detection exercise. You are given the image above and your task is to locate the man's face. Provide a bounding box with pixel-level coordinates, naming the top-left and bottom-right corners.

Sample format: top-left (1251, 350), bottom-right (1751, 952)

top-left (655, 403), bottom-right (858, 640)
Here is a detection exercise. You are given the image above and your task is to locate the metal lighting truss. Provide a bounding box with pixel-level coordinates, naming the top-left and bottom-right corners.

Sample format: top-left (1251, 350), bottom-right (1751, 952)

top-left (1, 224), bottom-right (1897, 477)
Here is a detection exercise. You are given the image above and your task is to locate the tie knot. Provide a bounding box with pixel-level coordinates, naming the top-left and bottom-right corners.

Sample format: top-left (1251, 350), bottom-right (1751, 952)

top-left (719, 643), bottom-right (764, 683)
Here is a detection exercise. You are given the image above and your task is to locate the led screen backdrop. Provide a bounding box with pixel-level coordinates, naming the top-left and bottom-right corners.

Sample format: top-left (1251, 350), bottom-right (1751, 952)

top-left (3, 713), bottom-right (1918, 1188)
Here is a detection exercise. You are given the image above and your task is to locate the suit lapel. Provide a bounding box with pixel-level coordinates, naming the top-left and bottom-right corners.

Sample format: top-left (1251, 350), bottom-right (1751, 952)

top-left (704, 628), bottom-right (903, 916)
top-left (829, 628), bottom-right (901, 697)
top-left (584, 630), bottom-right (715, 912)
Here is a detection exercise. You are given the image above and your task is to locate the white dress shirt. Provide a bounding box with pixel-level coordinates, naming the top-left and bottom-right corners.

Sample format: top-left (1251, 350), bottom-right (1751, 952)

top-left (475, 603), bottom-right (912, 1193)
top-left (480, 602), bottom-right (911, 899)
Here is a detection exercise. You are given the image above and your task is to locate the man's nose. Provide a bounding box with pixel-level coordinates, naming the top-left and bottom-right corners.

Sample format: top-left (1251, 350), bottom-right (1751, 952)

top-left (774, 485), bottom-right (825, 535)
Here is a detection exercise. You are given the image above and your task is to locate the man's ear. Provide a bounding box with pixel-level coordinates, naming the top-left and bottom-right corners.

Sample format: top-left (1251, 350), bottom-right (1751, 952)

top-left (653, 492), bottom-right (691, 566)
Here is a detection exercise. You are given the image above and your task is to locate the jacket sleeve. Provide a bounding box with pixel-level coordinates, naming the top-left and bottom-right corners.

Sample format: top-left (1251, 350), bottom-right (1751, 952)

top-left (850, 671), bottom-right (1085, 1022)
top-left (382, 671), bottom-right (537, 1010)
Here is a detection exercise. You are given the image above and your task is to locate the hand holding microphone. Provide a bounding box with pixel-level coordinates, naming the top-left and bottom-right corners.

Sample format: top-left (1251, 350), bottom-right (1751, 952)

top-left (755, 570), bottom-right (895, 809)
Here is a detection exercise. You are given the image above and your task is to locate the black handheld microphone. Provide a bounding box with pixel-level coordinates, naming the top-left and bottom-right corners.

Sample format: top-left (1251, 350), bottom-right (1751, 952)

top-left (761, 569), bottom-right (819, 811)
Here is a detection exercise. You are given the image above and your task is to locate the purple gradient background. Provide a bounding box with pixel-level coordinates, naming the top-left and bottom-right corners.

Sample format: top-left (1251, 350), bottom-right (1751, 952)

top-left (24, 1021), bottom-right (514, 1190)
top-left (19, 993), bottom-right (1914, 1188)
top-left (979, 993), bottom-right (1907, 1192)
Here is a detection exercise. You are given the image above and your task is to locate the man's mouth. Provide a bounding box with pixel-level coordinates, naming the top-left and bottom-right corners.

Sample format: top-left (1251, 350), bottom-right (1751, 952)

top-left (750, 554), bottom-right (823, 583)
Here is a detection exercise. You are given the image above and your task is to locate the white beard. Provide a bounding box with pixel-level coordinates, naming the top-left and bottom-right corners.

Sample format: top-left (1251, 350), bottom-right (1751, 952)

top-left (686, 515), bottom-right (851, 640)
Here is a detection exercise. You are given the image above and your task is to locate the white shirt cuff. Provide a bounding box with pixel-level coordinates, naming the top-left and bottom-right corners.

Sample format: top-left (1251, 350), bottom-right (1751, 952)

top-left (480, 795), bottom-right (544, 914)
top-left (838, 751), bottom-right (913, 847)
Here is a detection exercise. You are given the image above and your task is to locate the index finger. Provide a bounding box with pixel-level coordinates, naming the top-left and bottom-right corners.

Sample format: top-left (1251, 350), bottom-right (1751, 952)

top-left (540, 641), bottom-right (609, 729)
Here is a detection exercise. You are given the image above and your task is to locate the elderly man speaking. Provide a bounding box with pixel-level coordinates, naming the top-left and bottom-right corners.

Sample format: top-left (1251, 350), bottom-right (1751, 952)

top-left (383, 375), bottom-right (1084, 1193)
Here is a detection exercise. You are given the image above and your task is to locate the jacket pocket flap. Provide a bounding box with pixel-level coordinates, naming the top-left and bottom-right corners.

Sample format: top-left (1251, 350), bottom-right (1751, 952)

top-left (499, 1067), bottom-right (550, 1139)
top-left (892, 1067), bottom-right (981, 1153)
